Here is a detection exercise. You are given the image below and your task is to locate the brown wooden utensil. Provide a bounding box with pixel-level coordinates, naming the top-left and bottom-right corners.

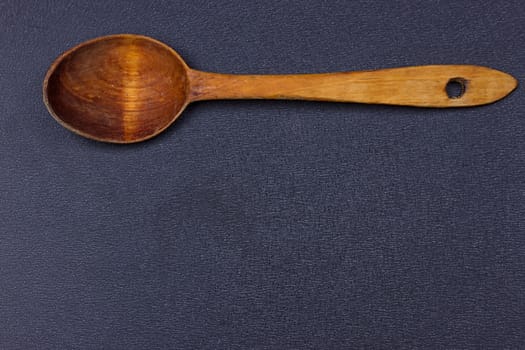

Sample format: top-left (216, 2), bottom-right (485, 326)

top-left (43, 34), bottom-right (518, 143)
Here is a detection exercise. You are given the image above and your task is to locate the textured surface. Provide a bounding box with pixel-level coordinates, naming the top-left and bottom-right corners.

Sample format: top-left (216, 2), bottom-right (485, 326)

top-left (1, 1), bottom-right (524, 349)
top-left (45, 35), bottom-right (190, 142)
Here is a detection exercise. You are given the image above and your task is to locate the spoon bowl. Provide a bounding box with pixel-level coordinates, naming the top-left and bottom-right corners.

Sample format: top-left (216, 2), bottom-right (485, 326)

top-left (44, 34), bottom-right (190, 142)
top-left (44, 34), bottom-right (518, 143)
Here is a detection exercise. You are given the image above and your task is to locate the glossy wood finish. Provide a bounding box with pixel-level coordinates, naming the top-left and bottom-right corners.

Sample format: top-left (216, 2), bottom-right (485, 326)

top-left (44, 35), bottom-right (189, 142)
top-left (43, 34), bottom-right (518, 143)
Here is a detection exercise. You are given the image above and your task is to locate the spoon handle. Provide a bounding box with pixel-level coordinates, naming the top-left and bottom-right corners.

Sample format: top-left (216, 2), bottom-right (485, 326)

top-left (188, 65), bottom-right (517, 107)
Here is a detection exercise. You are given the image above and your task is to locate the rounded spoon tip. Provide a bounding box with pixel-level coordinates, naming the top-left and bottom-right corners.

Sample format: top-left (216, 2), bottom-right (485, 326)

top-left (43, 34), bottom-right (191, 143)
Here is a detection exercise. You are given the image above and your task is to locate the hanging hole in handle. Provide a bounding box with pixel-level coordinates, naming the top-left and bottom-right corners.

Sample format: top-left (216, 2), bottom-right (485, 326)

top-left (446, 78), bottom-right (467, 99)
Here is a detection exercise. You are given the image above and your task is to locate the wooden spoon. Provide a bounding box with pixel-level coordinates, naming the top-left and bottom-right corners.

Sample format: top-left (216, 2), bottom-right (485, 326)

top-left (43, 34), bottom-right (518, 143)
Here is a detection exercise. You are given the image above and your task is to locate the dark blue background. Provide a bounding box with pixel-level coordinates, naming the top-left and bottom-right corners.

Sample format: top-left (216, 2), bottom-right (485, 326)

top-left (1, 1), bottom-right (524, 348)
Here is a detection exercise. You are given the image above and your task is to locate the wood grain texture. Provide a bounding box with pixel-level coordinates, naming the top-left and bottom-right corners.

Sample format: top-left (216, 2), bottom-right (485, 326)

top-left (43, 34), bottom-right (518, 143)
top-left (188, 65), bottom-right (517, 107)
top-left (44, 35), bottom-right (189, 143)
